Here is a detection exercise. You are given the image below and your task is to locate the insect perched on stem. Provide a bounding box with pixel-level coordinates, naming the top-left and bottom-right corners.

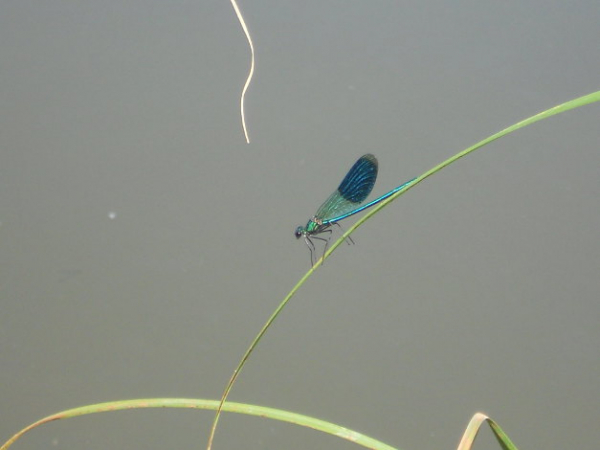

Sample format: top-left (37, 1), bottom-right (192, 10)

top-left (295, 154), bottom-right (414, 266)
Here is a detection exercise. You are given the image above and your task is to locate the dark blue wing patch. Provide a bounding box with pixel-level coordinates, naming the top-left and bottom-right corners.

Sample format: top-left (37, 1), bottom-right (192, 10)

top-left (337, 154), bottom-right (378, 203)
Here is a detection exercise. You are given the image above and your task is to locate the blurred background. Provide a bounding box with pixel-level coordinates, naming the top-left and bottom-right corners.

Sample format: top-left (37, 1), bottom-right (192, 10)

top-left (1, 1), bottom-right (599, 449)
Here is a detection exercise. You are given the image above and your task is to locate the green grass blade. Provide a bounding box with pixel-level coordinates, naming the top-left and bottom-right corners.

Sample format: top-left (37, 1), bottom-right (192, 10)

top-left (206, 90), bottom-right (600, 449)
top-left (457, 413), bottom-right (519, 450)
top-left (1, 398), bottom-right (400, 450)
top-left (333, 90), bottom-right (600, 253)
top-left (205, 266), bottom-right (318, 449)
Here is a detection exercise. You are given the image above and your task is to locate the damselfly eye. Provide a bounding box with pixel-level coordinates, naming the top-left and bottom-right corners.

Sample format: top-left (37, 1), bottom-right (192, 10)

top-left (294, 226), bottom-right (303, 239)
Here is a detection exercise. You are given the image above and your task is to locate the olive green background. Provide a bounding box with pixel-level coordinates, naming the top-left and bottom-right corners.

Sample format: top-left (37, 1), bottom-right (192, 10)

top-left (1, 2), bottom-right (599, 449)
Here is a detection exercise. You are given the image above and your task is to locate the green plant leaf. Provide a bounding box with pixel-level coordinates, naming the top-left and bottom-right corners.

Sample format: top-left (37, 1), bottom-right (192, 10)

top-left (205, 90), bottom-right (600, 450)
top-left (1, 398), bottom-right (399, 450)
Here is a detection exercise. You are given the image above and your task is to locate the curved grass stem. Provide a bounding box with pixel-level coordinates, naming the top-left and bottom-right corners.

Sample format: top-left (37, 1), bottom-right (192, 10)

top-left (206, 90), bottom-right (600, 450)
